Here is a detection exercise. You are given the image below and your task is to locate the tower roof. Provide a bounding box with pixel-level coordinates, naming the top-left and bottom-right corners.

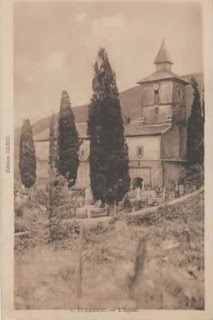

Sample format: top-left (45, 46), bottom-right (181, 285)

top-left (154, 39), bottom-right (173, 65)
top-left (137, 39), bottom-right (189, 85)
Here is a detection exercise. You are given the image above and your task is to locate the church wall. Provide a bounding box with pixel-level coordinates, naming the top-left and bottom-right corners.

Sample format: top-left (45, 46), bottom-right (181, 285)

top-left (179, 125), bottom-right (187, 159)
top-left (34, 135), bottom-right (164, 189)
top-left (172, 81), bottom-right (187, 125)
top-left (35, 141), bottom-right (49, 161)
top-left (127, 135), bottom-right (163, 187)
top-left (161, 126), bottom-right (180, 159)
top-left (76, 161), bottom-right (90, 189)
top-left (76, 136), bottom-right (162, 188)
top-left (76, 139), bottom-right (90, 188)
top-left (141, 80), bottom-right (173, 106)
top-left (126, 135), bottom-right (161, 161)
top-left (163, 162), bottom-right (185, 187)
top-left (34, 141), bottom-right (49, 185)
top-left (79, 139), bottom-right (90, 162)
top-left (129, 161), bottom-right (163, 188)
top-left (34, 139), bottom-right (91, 188)
top-left (159, 81), bottom-right (173, 104)
top-left (141, 80), bottom-right (173, 124)
top-left (36, 160), bottom-right (49, 186)
top-left (142, 105), bottom-right (172, 125)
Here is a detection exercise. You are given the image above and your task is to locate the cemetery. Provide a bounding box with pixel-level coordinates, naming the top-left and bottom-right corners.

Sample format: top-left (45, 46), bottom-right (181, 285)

top-left (14, 42), bottom-right (204, 310)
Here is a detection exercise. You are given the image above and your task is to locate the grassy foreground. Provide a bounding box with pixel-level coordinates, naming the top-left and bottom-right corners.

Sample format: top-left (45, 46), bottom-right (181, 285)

top-left (15, 189), bottom-right (204, 310)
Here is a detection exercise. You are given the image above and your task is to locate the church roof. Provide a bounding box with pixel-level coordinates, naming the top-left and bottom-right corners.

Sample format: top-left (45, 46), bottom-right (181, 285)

top-left (34, 120), bottom-right (171, 141)
top-left (34, 122), bottom-right (88, 142)
top-left (137, 70), bottom-right (189, 85)
top-left (27, 73), bottom-right (202, 143)
top-left (154, 39), bottom-right (173, 65)
top-left (125, 122), bottom-right (172, 136)
top-left (137, 40), bottom-right (189, 85)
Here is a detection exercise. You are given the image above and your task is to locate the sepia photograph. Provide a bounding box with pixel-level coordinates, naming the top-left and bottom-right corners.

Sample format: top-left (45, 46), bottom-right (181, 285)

top-left (1, 0), bottom-right (213, 318)
top-left (14, 0), bottom-right (204, 310)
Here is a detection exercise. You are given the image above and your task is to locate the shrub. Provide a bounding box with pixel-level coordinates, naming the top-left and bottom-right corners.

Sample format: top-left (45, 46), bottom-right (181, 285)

top-left (19, 119), bottom-right (36, 188)
top-left (183, 164), bottom-right (204, 193)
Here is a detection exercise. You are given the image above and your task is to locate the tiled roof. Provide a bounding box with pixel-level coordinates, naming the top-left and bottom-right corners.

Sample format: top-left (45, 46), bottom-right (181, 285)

top-left (137, 70), bottom-right (189, 85)
top-left (34, 122), bottom-right (88, 142)
top-left (125, 122), bottom-right (171, 136)
top-left (34, 121), bottom-right (171, 141)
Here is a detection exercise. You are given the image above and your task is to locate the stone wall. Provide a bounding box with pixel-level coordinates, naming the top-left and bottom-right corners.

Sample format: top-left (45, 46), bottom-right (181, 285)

top-left (161, 125), bottom-right (187, 161)
top-left (126, 135), bottom-right (161, 161)
top-left (75, 161), bottom-right (90, 189)
top-left (141, 80), bottom-right (173, 124)
top-left (172, 81), bottom-right (187, 126)
top-left (129, 161), bottom-right (163, 188)
top-left (163, 161), bottom-right (185, 187)
top-left (141, 80), bottom-right (173, 106)
top-left (161, 126), bottom-right (180, 159)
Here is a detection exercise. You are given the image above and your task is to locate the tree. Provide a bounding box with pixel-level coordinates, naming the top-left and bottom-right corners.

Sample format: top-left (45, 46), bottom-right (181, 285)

top-left (57, 90), bottom-right (80, 187)
top-left (19, 119), bottom-right (36, 188)
top-left (88, 48), bottom-right (130, 207)
top-left (49, 113), bottom-right (58, 176)
top-left (48, 113), bottom-right (58, 211)
top-left (187, 77), bottom-right (204, 166)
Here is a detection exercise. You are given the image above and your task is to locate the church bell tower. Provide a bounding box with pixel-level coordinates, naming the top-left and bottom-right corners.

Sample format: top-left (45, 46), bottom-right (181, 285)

top-left (137, 39), bottom-right (189, 126)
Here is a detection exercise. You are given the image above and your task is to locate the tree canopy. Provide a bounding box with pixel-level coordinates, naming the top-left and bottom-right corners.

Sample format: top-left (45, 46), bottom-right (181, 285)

top-left (88, 48), bottom-right (130, 206)
top-left (19, 119), bottom-right (36, 188)
top-left (187, 77), bottom-right (204, 166)
top-left (57, 90), bottom-right (80, 187)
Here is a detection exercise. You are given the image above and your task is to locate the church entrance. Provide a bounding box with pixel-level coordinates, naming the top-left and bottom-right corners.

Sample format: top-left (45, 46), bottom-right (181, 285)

top-left (130, 167), bottom-right (152, 188)
top-left (132, 177), bottom-right (144, 190)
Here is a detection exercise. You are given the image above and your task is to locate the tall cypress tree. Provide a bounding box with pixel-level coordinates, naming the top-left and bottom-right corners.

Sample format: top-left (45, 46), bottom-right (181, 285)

top-left (49, 113), bottom-right (58, 174)
top-left (48, 113), bottom-right (58, 240)
top-left (48, 113), bottom-right (58, 198)
top-left (187, 77), bottom-right (204, 166)
top-left (88, 48), bottom-right (130, 206)
top-left (19, 119), bottom-right (36, 188)
top-left (57, 90), bottom-right (80, 187)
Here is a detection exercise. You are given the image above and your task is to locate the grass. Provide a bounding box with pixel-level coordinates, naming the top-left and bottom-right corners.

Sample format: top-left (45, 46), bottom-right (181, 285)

top-left (14, 190), bottom-right (204, 310)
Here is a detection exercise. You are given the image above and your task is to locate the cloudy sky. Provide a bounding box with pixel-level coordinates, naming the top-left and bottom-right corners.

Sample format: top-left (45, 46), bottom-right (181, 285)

top-left (14, 1), bottom-right (203, 128)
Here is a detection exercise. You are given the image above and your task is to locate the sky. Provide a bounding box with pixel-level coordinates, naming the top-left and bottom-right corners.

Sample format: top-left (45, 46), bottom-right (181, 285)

top-left (14, 1), bottom-right (203, 128)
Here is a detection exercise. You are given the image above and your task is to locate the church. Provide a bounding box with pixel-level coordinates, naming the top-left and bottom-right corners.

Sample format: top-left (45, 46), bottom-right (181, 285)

top-left (33, 40), bottom-right (204, 189)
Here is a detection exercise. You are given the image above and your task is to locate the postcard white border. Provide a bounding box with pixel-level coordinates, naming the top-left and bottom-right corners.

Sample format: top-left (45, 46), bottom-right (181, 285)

top-left (1, 0), bottom-right (213, 319)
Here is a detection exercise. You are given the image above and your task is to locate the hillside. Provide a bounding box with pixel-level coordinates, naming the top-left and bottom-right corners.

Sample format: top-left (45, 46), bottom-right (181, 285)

top-left (15, 188), bottom-right (204, 309)
top-left (14, 72), bottom-right (203, 138)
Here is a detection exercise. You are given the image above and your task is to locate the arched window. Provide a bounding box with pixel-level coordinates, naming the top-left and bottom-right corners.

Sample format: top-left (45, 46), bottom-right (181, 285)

top-left (154, 89), bottom-right (160, 104)
top-left (137, 146), bottom-right (143, 158)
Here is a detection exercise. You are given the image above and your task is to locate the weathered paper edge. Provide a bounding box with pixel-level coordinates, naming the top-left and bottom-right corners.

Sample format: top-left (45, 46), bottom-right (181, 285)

top-left (1, 0), bottom-right (213, 319)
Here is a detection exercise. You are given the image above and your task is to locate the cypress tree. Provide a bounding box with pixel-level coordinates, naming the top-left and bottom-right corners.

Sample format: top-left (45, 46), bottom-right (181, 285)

top-left (49, 113), bottom-right (58, 174)
top-left (19, 119), bottom-right (36, 188)
top-left (88, 48), bottom-right (130, 206)
top-left (57, 90), bottom-right (80, 187)
top-left (48, 113), bottom-right (58, 209)
top-left (187, 77), bottom-right (204, 166)
top-left (48, 113), bottom-right (58, 240)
